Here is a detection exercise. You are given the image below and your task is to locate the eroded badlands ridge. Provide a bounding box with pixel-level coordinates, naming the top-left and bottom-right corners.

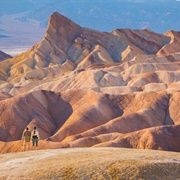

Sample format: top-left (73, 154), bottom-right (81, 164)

top-left (0, 12), bottom-right (179, 153)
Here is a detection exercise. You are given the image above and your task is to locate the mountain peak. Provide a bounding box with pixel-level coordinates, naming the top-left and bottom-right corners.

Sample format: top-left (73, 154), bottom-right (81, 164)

top-left (164, 30), bottom-right (180, 38)
top-left (46, 12), bottom-right (81, 43)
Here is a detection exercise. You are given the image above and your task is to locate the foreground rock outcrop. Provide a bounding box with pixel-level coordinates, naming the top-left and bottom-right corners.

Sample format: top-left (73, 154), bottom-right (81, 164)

top-left (0, 148), bottom-right (180, 180)
top-left (0, 12), bottom-right (179, 153)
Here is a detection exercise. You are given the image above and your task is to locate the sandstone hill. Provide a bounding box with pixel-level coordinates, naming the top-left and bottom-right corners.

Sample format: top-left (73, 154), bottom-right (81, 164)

top-left (0, 12), bottom-right (179, 153)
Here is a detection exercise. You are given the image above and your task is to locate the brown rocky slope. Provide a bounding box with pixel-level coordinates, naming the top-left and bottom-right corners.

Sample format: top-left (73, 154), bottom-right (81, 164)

top-left (0, 89), bottom-right (179, 153)
top-left (0, 12), bottom-right (179, 153)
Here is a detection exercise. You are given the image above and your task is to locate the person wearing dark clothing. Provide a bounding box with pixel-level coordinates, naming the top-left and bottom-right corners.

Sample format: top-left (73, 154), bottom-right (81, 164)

top-left (23, 127), bottom-right (31, 151)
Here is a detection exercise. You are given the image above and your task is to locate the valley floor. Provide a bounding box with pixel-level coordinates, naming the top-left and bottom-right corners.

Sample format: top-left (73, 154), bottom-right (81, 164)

top-left (0, 148), bottom-right (180, 180)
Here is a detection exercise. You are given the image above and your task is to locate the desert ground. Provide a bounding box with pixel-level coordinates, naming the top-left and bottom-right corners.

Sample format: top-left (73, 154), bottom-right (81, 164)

top-left (0, 147), bottom-right (180, 180)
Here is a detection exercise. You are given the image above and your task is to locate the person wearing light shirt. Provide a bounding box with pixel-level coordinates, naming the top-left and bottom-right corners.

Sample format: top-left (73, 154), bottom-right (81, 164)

top-left (31, 127), bottom-right (39, 150)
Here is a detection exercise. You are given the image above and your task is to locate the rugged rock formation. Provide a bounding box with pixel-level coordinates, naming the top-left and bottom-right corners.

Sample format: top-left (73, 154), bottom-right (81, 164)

top-left (157, 30), bottom-right (180, 56)
top-left (0, 12), bottom-right (179, 153)
top-left (0, 12), bottom-right (179, 90)
top-left (0, 89), bottom-right (179, 152)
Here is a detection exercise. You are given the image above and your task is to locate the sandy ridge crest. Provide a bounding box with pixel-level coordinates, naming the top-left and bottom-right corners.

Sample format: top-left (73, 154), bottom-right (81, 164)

top-left (0, 148), bottom-right (180, 180)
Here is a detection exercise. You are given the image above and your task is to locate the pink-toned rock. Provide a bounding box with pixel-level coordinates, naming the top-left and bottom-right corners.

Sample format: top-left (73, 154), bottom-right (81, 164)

top-left (0, 12), bottom-right (180, 153)
top-left (94, 125), bottom-right (180, 152)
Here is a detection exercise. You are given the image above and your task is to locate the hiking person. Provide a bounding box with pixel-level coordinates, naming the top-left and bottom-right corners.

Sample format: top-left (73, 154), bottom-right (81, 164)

top-left (31, 126), bottom-right (39, 150)
top-left (23, 127), bottom-right (31, 151)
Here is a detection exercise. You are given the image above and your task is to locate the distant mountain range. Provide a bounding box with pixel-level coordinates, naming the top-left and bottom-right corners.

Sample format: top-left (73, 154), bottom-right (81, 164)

top-left (0, 0), bottom-right (179, 55)
top-left (0, 50), bottom-right (12, 61)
